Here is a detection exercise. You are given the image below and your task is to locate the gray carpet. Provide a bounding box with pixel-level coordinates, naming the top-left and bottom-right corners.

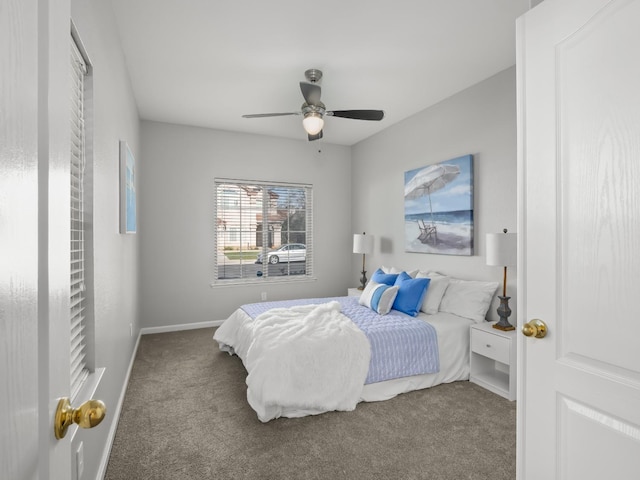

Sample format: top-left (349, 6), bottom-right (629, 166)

top-left (105, 328), bottom-right (516, 480)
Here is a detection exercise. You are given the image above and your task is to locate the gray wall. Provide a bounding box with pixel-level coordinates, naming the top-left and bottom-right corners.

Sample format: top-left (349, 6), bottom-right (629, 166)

top-left (139, 123), bottom-right (352, 326)
top-left (71, 0), bottom-right (140, 478)
top-left (351, 67), bottom-right (517, 321)
top-left (139, 67), bottom-right (517, 328)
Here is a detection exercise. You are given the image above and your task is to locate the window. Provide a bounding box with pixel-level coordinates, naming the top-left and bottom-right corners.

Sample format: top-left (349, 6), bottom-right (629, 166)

top-left (213, 179), bottom-right (313, 284)
top-left (70, 35), bottom-right (89, 399)
top-left (69, 32), bottom-right (98, 400)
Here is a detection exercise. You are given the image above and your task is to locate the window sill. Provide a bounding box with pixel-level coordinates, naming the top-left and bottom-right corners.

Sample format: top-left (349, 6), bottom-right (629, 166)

top-left (72, 367), bottom-right (105, 403)
top-left (69, 367), bottom-right (105, 441)
top-left (210, 276), bottom-right (317, 288)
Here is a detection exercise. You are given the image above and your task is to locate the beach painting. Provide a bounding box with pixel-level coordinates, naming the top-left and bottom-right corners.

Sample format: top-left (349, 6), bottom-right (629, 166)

top-left (404, 154), bottom-right (473, 255)
top-left (119, 140), bottom-right (137, 234)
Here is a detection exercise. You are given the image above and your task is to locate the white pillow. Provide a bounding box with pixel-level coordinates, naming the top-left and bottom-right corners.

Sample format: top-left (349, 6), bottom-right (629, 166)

top-left (439, 279), bottom-right (499, 323)
top-left (416, 272), bottom-right (451, 315)
top-left (358, 280), bottom-right (399, 315)
top-left (381, 266), bottom-right (419, 278)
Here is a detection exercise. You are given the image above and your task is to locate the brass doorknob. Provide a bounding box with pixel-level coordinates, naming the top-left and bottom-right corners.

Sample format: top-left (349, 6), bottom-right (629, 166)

top-left (54, 398), bottom-right (106, 439)
top-left (522, 319), bottom-right (547, 338)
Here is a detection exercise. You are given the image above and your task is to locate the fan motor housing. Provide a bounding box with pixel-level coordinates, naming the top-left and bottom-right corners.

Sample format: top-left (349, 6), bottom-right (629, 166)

top-left (301, 102), bottom-right (326, 117)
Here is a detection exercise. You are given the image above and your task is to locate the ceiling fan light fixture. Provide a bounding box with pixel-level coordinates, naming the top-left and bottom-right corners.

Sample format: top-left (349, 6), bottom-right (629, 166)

top-left (302, 112), bottom-right (324, 135)
top-left (242, 69), bottom-right (383, 140)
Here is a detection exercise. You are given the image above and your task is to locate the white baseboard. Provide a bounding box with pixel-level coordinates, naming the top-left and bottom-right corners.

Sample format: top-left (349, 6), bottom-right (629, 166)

top-left (96, 332), bottom-right (141, 480)
top-left (140, 319), bottom-right (224, 335)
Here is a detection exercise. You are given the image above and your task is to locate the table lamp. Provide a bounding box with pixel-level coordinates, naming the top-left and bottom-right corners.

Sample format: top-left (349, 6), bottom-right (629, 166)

top-left (486, 229), bottom-right (517, 331)
top-left (353, 232), bottom-right (374, 290)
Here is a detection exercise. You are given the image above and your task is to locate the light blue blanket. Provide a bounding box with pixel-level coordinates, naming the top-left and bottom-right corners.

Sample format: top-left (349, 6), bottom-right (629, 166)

top-left (241, 296), bottom-right (440, 384)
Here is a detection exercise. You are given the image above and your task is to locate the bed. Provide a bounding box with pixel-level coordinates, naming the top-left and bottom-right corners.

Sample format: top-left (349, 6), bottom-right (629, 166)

top-left (213, 268), bottom-right (498, 422)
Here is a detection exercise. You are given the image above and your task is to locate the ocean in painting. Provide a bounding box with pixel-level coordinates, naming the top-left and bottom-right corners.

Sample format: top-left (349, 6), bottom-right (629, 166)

top-left (404, 210), bottom-right (473, 255)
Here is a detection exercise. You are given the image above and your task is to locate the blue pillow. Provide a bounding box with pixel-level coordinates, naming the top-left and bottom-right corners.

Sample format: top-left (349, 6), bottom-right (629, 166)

top-left (371, 268), bottom-right (399, 286)
top-left (392, 271), bottom-right (431, 316)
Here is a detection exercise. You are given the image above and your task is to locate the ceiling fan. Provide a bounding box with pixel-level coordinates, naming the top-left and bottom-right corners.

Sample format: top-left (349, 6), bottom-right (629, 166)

top-left (242, 69), bottom-right (385, 141)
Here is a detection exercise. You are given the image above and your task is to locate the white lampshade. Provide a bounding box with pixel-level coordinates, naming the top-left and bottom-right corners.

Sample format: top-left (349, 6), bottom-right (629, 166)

top-left (302, 113), bottom-right (324, 135)
top-left (486, 232), bottom-right (517, 266)
top-left (353, 233), bottom-right (374, 254)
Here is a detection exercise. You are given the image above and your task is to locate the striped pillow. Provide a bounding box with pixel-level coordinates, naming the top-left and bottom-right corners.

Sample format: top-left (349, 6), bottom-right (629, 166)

top-left (358, 280), bottom-right (399, 315)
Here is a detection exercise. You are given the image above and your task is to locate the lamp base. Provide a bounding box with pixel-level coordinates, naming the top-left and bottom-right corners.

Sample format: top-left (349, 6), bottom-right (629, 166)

top-left (493, 323), bottom-right (516, 331)
top-left (493, 296), bottom-right (515, 331)
top-left (359, 270), bottom-right (368, 290)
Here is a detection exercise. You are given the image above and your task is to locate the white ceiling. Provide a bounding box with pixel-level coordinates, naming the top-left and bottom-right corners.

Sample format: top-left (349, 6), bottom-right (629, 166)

top-left (109, 0), bottom-right (530, 146)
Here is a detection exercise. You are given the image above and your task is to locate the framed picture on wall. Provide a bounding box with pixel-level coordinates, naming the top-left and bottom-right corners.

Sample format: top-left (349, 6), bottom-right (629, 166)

top-left (404, 154), bottom-right (474, 255)
top-left (119, 140), bottom-right (137, 234)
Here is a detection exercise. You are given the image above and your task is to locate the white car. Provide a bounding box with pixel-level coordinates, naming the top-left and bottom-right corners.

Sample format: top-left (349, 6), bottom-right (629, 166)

top-left (256, 243), bottom-right (306, 264)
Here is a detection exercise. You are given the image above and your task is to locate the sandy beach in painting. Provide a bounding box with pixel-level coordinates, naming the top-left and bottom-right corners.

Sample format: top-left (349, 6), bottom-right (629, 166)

top-left (404, 219), bottom-right (473, 255)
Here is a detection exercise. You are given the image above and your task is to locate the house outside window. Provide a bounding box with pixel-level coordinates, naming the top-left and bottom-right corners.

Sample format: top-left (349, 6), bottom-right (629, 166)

top-left (213, 179), bottom-right (313, 284)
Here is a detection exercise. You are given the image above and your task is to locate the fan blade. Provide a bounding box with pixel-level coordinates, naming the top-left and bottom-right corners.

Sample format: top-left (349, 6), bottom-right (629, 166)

top-left (327, 110), bottom-right (385, 121)
top-left (300, 82), bottom-right (322, 105)
top-left (308, 130), bottom-right (323, 142)
top-left (242, 112), bottom-right (300, 118)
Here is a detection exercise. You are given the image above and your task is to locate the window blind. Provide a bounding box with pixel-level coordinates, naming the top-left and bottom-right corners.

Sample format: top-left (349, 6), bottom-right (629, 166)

top-left (213, 179), bottom-right (313, 283)
top-left (70, 36), bottom-right (89, 400)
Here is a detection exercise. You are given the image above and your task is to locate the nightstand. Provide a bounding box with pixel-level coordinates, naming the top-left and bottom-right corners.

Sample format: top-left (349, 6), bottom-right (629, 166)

top-left (469, 322), bottom-right (517, 401)
top-left (347, 288), bottom-right (362, 297)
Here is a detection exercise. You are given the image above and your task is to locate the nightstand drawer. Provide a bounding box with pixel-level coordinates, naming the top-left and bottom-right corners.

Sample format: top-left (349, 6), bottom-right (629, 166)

top-left (471, 328), bottom-right (510, 364)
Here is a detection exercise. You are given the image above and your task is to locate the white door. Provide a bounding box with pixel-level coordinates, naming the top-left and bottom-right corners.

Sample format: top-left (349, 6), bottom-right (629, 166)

top-left (1, 0), bottom-right (74, 478)
top-left (517, 0), bottom-right (640, 478)
top-left (0, 0), bottom-right (41, 477)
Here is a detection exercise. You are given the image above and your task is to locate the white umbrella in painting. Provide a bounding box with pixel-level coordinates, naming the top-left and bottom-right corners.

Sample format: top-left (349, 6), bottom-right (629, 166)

top-left (404, 164), bottom-right (460, 243)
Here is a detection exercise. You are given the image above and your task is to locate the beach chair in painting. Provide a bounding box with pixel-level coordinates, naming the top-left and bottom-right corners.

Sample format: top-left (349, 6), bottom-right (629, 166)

top-left (417, 219), bottom-right (437, 244)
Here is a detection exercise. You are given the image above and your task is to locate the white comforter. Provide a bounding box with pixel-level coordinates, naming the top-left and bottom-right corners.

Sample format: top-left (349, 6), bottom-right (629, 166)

top-left (214, 301), bottom-right (371, 422)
